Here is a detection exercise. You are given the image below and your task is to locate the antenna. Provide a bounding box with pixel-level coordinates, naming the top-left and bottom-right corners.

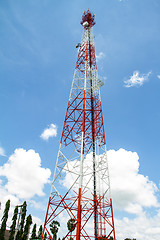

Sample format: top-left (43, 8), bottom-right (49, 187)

top-left (41, 10), bottom-right (116, 240)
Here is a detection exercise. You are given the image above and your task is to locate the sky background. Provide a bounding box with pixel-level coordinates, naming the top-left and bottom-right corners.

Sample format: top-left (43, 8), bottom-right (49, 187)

top-left (0, 0), bottom-right (160, 239)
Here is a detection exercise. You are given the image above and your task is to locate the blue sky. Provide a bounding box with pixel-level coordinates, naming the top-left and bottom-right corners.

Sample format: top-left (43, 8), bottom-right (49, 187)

top-left (0, 0), bottom-right (160, 239)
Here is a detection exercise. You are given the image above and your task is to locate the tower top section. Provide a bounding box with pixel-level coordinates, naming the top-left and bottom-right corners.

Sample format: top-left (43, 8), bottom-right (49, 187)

top-left (81, 9), bottom-right (95, 28)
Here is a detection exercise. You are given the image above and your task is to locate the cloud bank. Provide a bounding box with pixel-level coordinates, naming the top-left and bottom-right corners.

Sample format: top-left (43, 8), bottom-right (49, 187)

top-left (108, 149), bottom-right (158, 214)
top-left (0, 148), bottom-right (51, 227)
top-left (116, 211), bottom-right (160, 240)
top-left (62, 148), bottom-right (158, 215)
top-left (60, 148), bottom-right (159, 239)
top-left (0, 148), bottom-right (51, 199)
top-left (0, 147), bottom-right (159, 239)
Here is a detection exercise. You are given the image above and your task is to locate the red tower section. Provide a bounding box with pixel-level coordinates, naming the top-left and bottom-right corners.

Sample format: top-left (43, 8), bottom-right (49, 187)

top-left (41, 10), bottom-right (116, 240)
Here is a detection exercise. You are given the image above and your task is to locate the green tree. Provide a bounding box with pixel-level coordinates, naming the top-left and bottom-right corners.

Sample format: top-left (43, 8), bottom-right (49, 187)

top-left (124, 239), bottom-right (136, 240)
top-left (22, 214), bottom-right (32, 240)
top-left (67, 218), bottom-right (76, 239)
top-left (43, 232), bottom-right (47, 240)
top-left (37, 225), bottom-right (43, 239)
top-left (0, 199), bottom-right (10, 240)
top-left (9, 206), bottom-right (18, 240)
top-left (49, 220), bottom-right (60, 240)
top-left (30, 223), bottom-right (37, 239)
top-left (15, 201), bottom-right (27, 240)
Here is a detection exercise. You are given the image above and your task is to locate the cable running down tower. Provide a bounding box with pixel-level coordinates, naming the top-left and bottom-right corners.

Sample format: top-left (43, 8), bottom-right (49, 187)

top-left (42, 10), bottom-right (116, 240)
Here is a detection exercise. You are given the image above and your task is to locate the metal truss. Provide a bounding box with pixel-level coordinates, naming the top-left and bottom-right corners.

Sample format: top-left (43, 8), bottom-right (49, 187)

top-left (42, 10), bottom-right (116, 240)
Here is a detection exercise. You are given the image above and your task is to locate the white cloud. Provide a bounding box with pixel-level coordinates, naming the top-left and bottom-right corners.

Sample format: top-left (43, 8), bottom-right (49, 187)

top-left (0, 148), bottom-right (51, 230)
top-left (0, 147), bottom-right (157, 239)
top-left (40, 123), bottom-right (57, 141)
top-left (62, 148), bottom-right (158, 214)
top-left (157, 75), bottom-right (160, 79)
top-left (0, 146), bottom-right (6, 156)
top-left (124, 71), bottom-right (151, 87)
top-left (57, 147), bottom-right (159, 240)
top-left (108, 149), bottom-right (158, 213)
top-left (28, 199), bottom-right (46, 211)
top-left (96, 51), bottom-right (105, 62)
top-left (115, 211), bottom-right (160, 240)
top-left (32, 215), bottom-right (43, 226)
top-left (0, 148), bottom-right (51, 199)
top-left (59, 148), bottom-right (160, 239)
top-left (0, 187), bottom-right (20, 228)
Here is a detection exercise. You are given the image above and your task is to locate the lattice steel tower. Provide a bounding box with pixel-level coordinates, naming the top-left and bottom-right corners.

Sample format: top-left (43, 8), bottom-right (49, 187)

top-left (42, 10), bottom-right (116, 240)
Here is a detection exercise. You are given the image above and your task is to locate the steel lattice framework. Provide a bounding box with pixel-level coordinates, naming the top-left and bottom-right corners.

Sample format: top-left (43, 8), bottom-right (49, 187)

top-left (42, 10), bottom-right (116, 240)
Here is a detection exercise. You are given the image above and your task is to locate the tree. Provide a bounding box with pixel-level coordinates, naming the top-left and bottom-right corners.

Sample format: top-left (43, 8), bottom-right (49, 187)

top-left (22, 214), bottom-right (32, 240)
top-left (0, 199), bottom-right (10, 240)
top-left (49, 220), bottom-right (60, 240)
top-left (124, 239), bottom-right (136, 240)
top-left (67, 219), bottom-right (76, 239)
top-left (30, 223), bottom-right (37, 239)
top-left (43, 232), bottom-right (47, 240)
top-left (37, 225), bottom-right (43, 239)
top-left (9, 206), bottom-right (18, 240)
top-left (15, 201), bottom-right (27, 240)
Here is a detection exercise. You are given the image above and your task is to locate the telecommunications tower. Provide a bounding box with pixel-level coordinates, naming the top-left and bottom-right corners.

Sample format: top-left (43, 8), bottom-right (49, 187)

top-left (42, 10), bottom-right (116, 240)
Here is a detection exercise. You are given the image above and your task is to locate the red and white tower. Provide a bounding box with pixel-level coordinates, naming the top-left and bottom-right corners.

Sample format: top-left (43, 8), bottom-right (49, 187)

top-left (42, 10), bottom-right (116, 240)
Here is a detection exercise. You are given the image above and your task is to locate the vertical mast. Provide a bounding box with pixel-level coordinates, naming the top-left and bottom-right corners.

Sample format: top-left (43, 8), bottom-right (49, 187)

top-left (76, 25), bottom-right (88, 240)
top-left (88, 26), bottom-right (98, 240)
top-left (42, 10), bottom-right (116, 240)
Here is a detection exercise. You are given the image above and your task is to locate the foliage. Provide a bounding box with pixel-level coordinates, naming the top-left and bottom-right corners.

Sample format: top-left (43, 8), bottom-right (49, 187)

top-left (49, 220), bottom-right (60, 240)
top-left (22, 214), bottom-right (32, 240)
top-left (109, 237), bottom-right (114, 240)
top-left (0, 199), bottom-right (10, 240)
top-left (98, 236), bottom-right (114, 240)
top-left (37, 225), bottom-right (43, 239)
top-left (9, 206), bottom-right (18, 240)
top-left (124, 239), bottom-right (136, 240)
top-left (67, 219), bottom-right (76, 234)
top-left (15, 201), bottom-right (27, 240)
top-left (30, 223), bottom-right (37, 239)
top-left (43, 232), bottom-right (47, 240)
